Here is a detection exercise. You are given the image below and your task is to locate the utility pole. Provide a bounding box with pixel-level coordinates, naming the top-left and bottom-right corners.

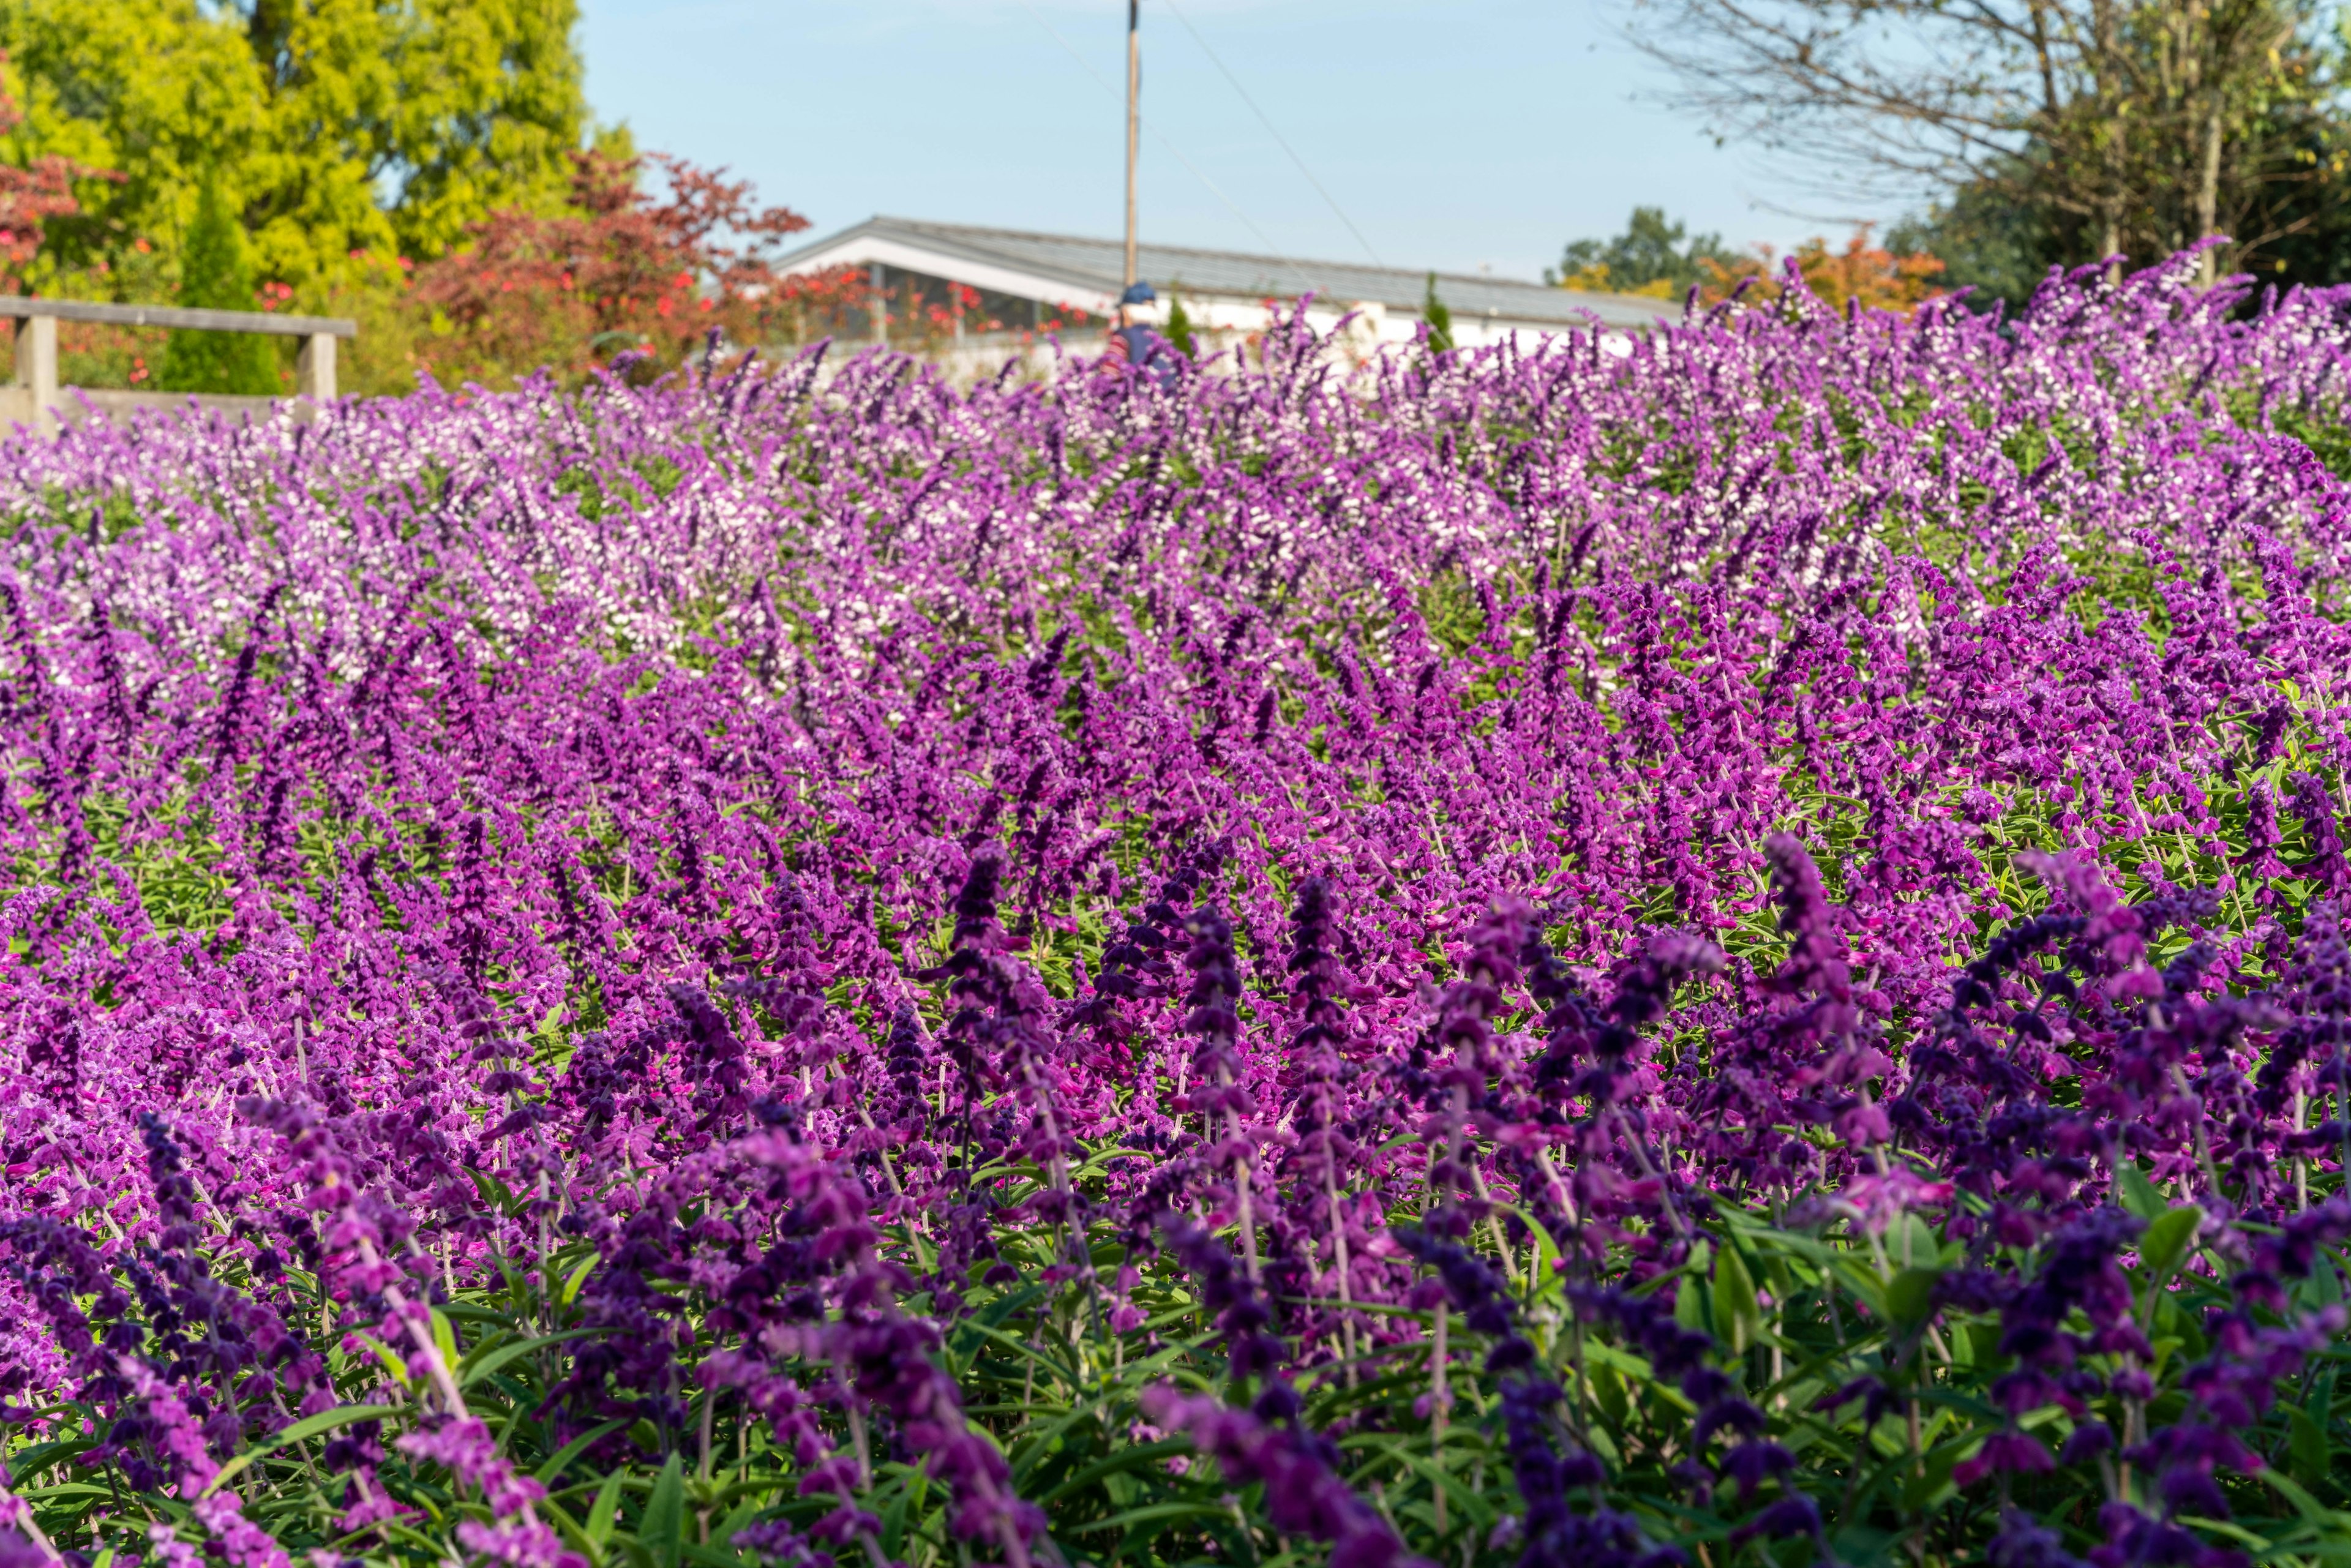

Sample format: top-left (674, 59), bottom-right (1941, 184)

top-left (1124, 0), bottom-right (1139, 287)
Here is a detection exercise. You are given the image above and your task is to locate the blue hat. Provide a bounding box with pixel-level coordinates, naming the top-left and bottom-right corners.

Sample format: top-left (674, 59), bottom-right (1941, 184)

top-left (1120, 281), bottom-right (1158, 306)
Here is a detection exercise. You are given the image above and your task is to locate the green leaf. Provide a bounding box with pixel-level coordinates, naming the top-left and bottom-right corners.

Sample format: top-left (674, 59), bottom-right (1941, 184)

top-left (1528, 1217), bottom-right (1563, 1304)
top-left (2257, 1465), bottom-right (2344, 1528)
top-left (1674, 1242), bottom-right (1711, 1335)
top-left (1592, 1362), bottom-right (1630, 1428)
top-left (1901, 1430), bottom-right (1967, 1510)
top-left (468, 1167), bottom-right (522, 1216)
top-left (2114, 1161), bottom-right (2169, 1221)
top-left (564, 1254), bottom-right (601, 1306)
top-left (1897, 1212), bottom-right (1944, 1271)
top-left (3, 1437), bottom-right (94, 1483)
top-left (2136, 1206), bottom-right (2204, 1300)
top-left (1886, 1267), bottom-right (1943, 1327)
top-left (2292, 1405), bottom-right (2332, 1485)
top-left (544, 1501), bottom-right (601, 1568)
top-left (539, 1419), bottom-right (632, 1485)
top-left (430, 1307), bottom-right (462, 1378)
top-left (1032, 1438), bottom-right (1191, 1504)
top-left (642, 1452), bottom-right (684, 1568)
top-left (1072, 1502), bottom-right (1237, 1533)
top-left (1828, 1256), bottom-right (1891, 1321)
top-left (2303, 1259), bottom-right (2346, 1311)
top-left (710, 1496), bottom-right (767, 1555)
top-left (1714, 1239), bottom-right (1762, 1354)
top-left (587, 1471), bottom-right (626, 1547)
top-left (462, 1327), bottom-right (602, 1390)
top-left (354, 1332), bottom-right (411, 1388)
top-left (204, 1405), bottom-right (403, 1495)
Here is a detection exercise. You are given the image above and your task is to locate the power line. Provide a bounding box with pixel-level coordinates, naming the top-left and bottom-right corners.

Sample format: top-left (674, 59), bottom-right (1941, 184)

top-left (1016, 0), bottom-right (1323, 294)
top-left (1159, 0), bottom-right (1387, 272)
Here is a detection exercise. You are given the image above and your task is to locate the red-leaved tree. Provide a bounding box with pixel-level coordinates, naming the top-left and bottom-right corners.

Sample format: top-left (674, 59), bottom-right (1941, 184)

top-left (411, 150), bottom-right (827, 384)
top-left (0, 51), bottom-right (94, 290)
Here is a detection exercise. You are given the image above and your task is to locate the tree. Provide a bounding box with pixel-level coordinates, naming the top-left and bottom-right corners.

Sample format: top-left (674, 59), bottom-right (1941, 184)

top-left (1551, 206), bottom-right (1742, 296)
top-left (1698, 227), bottom-right (1948, 310)
top-left (1624, 0), bottom-right (2345, 281)
top-left (1422, 272), bottom-right (1455, 351)
top-left (407, 149), bottom-right (811, 387)
top-left (157, 172), bottom-right (279, 392)
top-left (1164, 289), bottom-right (1196, 359)
top-left (1886, 168), bottom-right (2069, 309)
top-left (0, 0), bottom-right (585, 294)
top-left (1554, 208), bottom-right (1948, 313)
top-left (0, 48), bottom-right (88, 288)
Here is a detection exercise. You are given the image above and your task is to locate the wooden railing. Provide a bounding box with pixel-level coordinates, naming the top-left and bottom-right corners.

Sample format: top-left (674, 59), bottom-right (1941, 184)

top-left (2, 297), bottom-right (358, 436)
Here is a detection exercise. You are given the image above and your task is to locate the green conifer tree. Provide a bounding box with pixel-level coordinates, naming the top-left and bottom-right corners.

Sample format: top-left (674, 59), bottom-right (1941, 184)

top-left (1422, 272), bottom-right (1455, 353)
top-left (1165, 288), bottom-right (1197, 359)
top-left (159, 176), bottom-right (280, 395)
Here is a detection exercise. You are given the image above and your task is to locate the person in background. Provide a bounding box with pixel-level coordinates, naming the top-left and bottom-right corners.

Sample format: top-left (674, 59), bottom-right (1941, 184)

top-left (1104, 280), bottom-right (1177, 388)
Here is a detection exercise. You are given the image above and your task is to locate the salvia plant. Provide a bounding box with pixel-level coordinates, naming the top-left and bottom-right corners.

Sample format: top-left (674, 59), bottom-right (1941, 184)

top-left (12, 247), bottom-right (2351, 1568)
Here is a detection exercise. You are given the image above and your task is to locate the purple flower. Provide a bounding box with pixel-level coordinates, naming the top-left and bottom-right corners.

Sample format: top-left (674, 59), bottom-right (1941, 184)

top-left (1140, 1387), bottom-right (1427, 1568)
top-left (396, 1417), bottom-right (547, 1518)
top-left (1989, 1507), bottom-right (2091, 1568)
top-left (1716, 1441), bottom-right (1793, 1499)
top-left (1954, 1430), bottom-right (2057, 1490)
top-left (2, 242), bottom-right (2349, 1568)
top-left (1730, 1495), bottom-right (1821, 1544)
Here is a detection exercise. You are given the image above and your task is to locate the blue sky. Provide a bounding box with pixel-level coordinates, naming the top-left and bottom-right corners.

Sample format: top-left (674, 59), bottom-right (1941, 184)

top-left (576, 0), bottom-right (1896, 285)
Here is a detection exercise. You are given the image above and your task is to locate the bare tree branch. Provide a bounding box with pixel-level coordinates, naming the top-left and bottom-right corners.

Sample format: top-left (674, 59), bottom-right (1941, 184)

top-left (1621, 0), bottom-right (2345, 273)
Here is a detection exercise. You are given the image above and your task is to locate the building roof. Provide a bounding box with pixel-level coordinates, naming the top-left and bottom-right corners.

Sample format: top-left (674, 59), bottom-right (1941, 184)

top-left (771, 216), bottom-right (1680, 332)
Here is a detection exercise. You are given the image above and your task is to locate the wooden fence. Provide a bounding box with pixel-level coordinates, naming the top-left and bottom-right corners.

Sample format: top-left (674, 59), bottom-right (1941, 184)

top-left (1, 298), bottom-right (358, 436)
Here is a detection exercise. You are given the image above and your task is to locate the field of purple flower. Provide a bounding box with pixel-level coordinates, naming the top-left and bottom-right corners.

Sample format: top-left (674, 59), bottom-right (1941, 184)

top-left (7, 249), bottom-right (2351, 1568)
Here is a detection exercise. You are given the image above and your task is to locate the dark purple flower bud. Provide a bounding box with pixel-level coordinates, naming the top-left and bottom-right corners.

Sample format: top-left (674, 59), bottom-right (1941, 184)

top-left (2060, 1422), bottom-right (2113, 1465)
top-left (1730, 1495), bottom-right (1821, 1544)
top-left (1715, 1441), bottom-right (1793, 1499)
top-left (1987, 1507), bottom-right (2090, 1568)
top-left (1955, 1430), bottom-right (2056, 1490)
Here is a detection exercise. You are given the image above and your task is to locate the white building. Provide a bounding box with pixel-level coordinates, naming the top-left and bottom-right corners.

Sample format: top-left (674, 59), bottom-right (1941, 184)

top-left (768, 216), bottom-right (1679, 361)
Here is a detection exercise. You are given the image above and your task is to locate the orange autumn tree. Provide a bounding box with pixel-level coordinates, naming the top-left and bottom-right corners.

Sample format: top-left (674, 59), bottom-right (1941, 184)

top-left (1699, 226), bottom-right (1946, 312)
top-left (410, 150), bottom-right (818, 388)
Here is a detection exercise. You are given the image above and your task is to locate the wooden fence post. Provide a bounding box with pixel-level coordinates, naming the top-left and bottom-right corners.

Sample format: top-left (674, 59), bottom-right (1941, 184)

top-left (13, 314), bottom-right (57, 437)
top-left (0, 299), bottom-right (354, 435)
top-left (296, 331), bottom-right (336, 402)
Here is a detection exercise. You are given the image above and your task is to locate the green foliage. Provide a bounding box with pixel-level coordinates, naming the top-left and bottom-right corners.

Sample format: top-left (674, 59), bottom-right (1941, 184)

top-left (157, 173), bottom-right (279, 394)
top-left (0, 0), bottom-right (587, 294)
top-left (1551, 206), bottom-right (1740, 296)
top-left (17, 431), bottom-right (2351, 1568)
top-left (1422, 272), bottom-right (1453, 353)
top-left (22, 1087), bottom-right (2351, 1568)
top-left (1164, 289), bottom-right (1195, 360)
top-left (1887, 174), bottom-right (2068, 313)
top-left (2222, 381), bottom-right (2351, 479)
top-left (1886, 103), bottom-right (2351, 300)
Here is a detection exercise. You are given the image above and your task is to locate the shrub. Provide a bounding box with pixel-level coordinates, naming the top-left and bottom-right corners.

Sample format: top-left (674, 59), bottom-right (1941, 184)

top-left (1423, 268), bottom-right (1455, 350)
top-left (406, 149), bottom-right (813, 388)
top-left (0, 48), bottom-right (85, 290)
top-left (157, 173), bottom-right (281, 395)
top-left (7, 250), bottom-right (2351, 1568)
